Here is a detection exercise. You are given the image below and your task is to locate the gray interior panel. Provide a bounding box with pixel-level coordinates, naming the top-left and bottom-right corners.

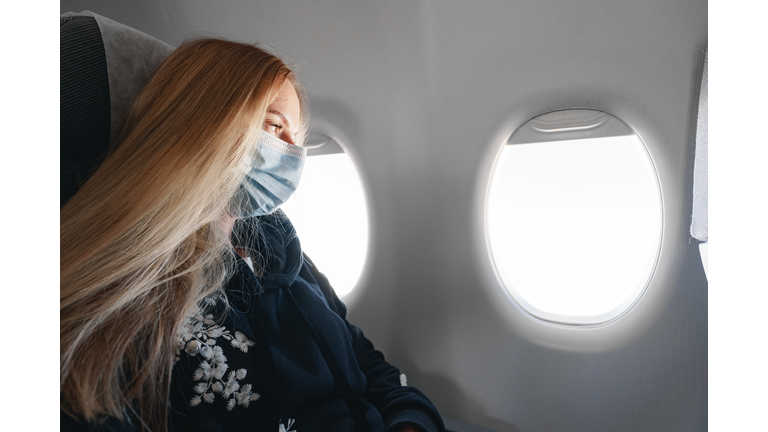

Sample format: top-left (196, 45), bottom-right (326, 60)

top-left (691, 54), bottom-right (708, 242)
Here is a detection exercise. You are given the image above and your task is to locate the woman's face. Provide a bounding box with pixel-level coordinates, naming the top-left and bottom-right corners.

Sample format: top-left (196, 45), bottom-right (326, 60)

top-left (264, 79), bottom-right (301, 145)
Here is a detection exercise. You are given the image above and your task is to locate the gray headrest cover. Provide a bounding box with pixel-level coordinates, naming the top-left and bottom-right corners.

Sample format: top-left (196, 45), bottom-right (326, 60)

top-left (62, 11), bottom-right (175, 148)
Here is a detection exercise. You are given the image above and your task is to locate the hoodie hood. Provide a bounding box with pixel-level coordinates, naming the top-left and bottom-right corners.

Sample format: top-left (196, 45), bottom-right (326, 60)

top-left (232, 210), bottom-right (304, 290)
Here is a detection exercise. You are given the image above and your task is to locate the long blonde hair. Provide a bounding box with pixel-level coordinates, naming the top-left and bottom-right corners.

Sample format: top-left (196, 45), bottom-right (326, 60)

top-left (60, 38), bottom-right (305, 431)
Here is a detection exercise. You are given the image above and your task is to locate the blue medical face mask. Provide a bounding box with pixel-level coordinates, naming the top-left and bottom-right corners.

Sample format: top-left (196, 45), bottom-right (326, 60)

top-left (231, 130), bottom-right (307, 218)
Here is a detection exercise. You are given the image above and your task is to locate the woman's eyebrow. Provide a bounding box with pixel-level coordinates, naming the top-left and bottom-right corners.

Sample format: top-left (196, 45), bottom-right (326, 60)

top-left (267, 109), bottom-right (291, 129)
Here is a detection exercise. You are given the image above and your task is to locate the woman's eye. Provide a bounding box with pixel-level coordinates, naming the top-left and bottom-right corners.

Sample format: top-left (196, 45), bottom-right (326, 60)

top-left (266, 123), bottom-right (281, 134)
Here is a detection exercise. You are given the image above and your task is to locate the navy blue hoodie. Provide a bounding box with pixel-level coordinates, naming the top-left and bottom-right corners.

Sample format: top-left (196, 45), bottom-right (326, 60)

top-left (62, 213), bottom-right (444, 432)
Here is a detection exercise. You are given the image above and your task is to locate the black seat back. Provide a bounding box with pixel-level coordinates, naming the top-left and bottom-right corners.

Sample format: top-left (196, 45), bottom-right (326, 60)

top-left (59, 12), bottom-right (173, 207)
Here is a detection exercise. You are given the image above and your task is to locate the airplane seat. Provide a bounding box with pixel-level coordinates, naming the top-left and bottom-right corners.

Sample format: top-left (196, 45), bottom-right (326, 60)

top-left (59, 11), bottom-right (173, 207)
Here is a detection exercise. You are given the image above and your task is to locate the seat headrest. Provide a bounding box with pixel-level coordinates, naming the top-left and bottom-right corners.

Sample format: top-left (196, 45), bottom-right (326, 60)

top-left (60, 11), bottom-right (174, 207)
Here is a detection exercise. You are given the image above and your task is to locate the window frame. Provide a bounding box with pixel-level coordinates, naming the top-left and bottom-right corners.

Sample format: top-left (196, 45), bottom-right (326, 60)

top-left (484, 109), bottom-right (664, 326)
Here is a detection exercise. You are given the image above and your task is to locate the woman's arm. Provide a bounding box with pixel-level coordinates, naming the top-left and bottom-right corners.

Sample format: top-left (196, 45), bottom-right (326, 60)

top-left (344, 319), bottom-right (441, 432)
top-left (303, 254), bottom-right (445, 432)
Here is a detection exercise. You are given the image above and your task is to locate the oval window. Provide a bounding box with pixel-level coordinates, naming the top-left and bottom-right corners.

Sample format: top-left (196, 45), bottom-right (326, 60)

top-left (282, 133), bottom-right (369, 298)
top-left (486, 109), bottom-right (662, 325)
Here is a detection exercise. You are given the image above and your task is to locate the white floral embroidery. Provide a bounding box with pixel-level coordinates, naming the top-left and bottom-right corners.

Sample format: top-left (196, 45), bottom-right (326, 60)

top-left (279, 418), bottom-right (297, 432)
top-left (175, 298), bottom-right (259, 410)
top-left (231, 331), bottom-right (256, 353)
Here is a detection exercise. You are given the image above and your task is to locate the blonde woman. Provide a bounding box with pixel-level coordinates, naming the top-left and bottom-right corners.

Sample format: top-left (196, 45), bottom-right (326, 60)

top-left (60, 39), bottom-right (444, 432)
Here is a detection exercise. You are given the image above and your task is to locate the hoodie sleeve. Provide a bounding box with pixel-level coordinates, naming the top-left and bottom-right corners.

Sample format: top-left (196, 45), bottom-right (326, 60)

top-left (302, 254), bottom-right (445, 432)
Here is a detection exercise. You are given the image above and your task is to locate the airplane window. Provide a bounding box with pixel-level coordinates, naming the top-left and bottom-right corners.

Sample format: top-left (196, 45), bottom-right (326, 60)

top-left (281, 133), bottom-right (368, 298)
top-left (486, 110), bottom-right (662, 325)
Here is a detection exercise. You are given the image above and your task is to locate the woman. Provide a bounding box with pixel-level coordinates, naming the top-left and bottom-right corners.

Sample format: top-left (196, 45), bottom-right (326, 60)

top-left (60, 39), bottom-right (444, 432)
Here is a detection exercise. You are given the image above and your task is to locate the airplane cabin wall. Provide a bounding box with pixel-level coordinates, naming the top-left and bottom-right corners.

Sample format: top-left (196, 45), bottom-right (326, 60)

top-left (60, 1), bottom-right (708, 431)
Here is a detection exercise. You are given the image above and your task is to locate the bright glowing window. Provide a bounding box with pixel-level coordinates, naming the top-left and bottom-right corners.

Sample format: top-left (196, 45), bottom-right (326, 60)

top-left (281, 135), bottom-right (368, 298)
top-left (486, 110), bottom-right (662, 325)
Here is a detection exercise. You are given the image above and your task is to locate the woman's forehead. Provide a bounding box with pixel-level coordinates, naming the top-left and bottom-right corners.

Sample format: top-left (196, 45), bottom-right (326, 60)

top-left (268, 80), bottom-right (301, 127)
